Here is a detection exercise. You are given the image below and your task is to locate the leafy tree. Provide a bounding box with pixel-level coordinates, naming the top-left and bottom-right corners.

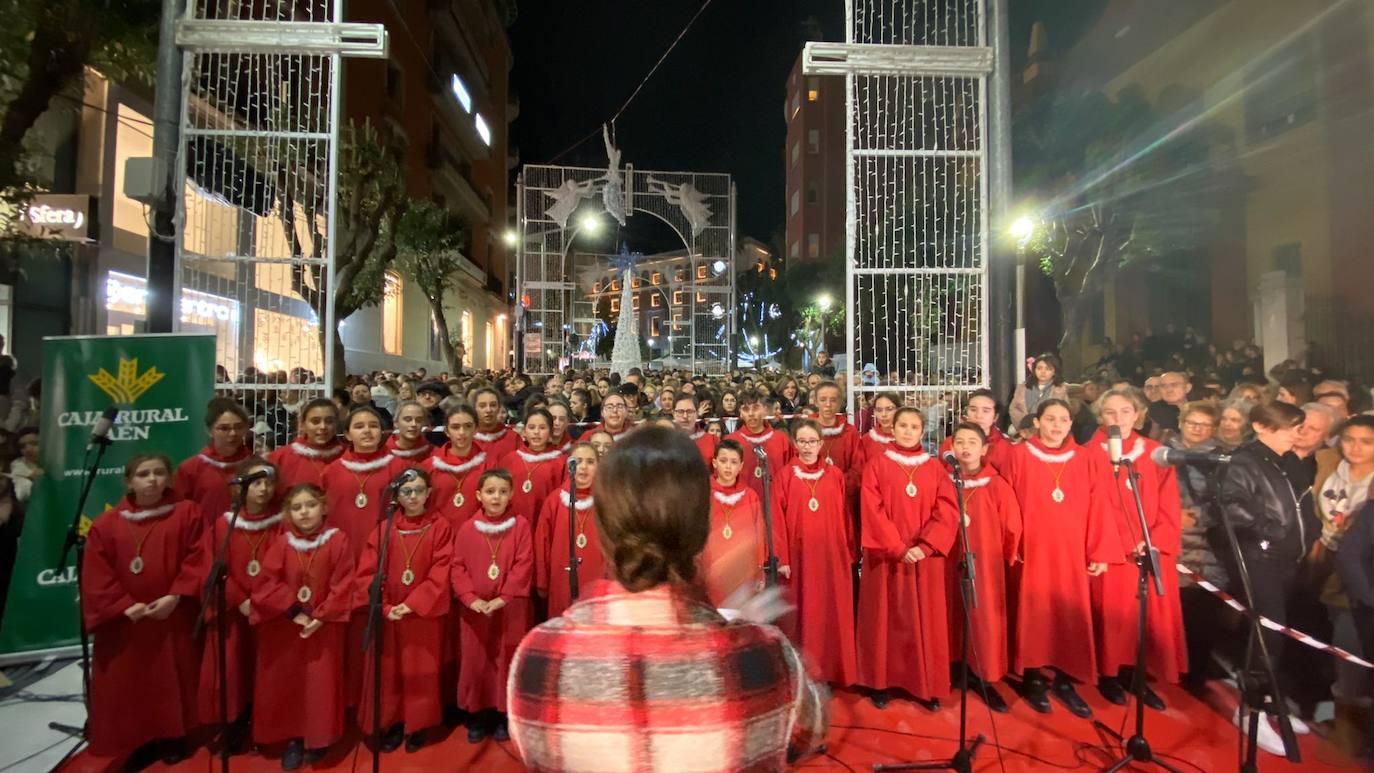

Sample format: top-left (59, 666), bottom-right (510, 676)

top-left (779, 257), bottom-right (843, 368)
top-left (394, 199), bottom-right (471, 375)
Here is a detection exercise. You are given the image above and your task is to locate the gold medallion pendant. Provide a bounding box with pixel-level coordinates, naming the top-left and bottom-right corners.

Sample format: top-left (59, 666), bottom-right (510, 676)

top-left (487, 563), bottom-right (500, 580)
top-left (808, 497), bottom-right (820, 512)
top-left (129, 556), bottom-right (145, 575)
top-left (1052, 487), bottom-right (1065, 503)
top-left (296, 585), bottom-right (313, 604)
top-left (401, 568), bottom-right (416, 586)
top-left (575, 532), bottom-right (588, 550)
top-left (722, 524), bottom-right (733, 540)
top-left (754, 466), bottom-right (763, 478)
top-left (355, 492), bottom-right (368, 509)
top-left (246, 559), bottom-right (261, 577)
top-left (453, 492), bottom-right (465, 508)
top-left (522, 479), bottom-right (533, 494)
top-left (905, 482), bottom-right (918, 498)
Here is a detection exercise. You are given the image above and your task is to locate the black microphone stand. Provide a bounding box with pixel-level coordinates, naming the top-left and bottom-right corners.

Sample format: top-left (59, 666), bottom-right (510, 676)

top-left (876, 464), bottom-right (983, 773)
top-left (46, 436), bottom-right (114, 762)
top-left (193, 483), bottom-right (247, 772)
top-left (1094, 458), bottom-right (1182, 773)
top-left (362, 481), bottom-right (403, 773)
top-left (566, 458), bottom-right (581, 602)
top-left (1208, 461), bottom-right (1300, 771)
top-left (755, 447), bottom-right (779, 587)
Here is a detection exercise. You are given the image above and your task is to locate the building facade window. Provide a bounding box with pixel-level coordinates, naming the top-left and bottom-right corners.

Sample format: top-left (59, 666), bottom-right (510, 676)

top-left (632, 296), bottom-right (640, 311)
top-left (651, 272), bottom-right (662, 285)
top-left (807, 233), bottom-right (820, 258)
top-left (650, 293), bottom-right (661, 307)
top-left (673, 290), bottom-right (684, 305)
top-left (806, 182), bottom-right (818, 204)
top-left (651, 318), bottom-right (662, 337)
top-left (611, 298), bottom-right (620, 313)
top-left (461, 310), bottom-right (474, 366)
top-left (790, 241), bottom-right (800, 258)
top-left (386, 61), bottom-right (404, 106)
top-left (484, 321), bottom-right (495, 370)
top-left (807, 77), bottom-right (820, 102)
top-left (790, 189), bottom-right (800, 215)
top-left (696, 265), bottom-right (709, 280)
top-left (791, 142), bottom-right (800, 166)
top-left (383, 271), bottom-right (403, 355)
top-left (808, 129), bottom-right (820, 154)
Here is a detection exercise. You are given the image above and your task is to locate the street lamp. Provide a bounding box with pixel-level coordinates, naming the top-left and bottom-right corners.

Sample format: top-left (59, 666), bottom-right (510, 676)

top-left (749, 334), bottom-right (760, 348)
top-left (578, 212), bottom-right (602, 235)
top-left (502, 229), bottom-right (518, 247)
top-left (817, 293), bottom-right (832, 311)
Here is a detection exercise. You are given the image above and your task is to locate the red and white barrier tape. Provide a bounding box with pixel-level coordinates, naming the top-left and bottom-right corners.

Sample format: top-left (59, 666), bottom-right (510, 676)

top-left (1176, 563), bottom-right (1374, 669)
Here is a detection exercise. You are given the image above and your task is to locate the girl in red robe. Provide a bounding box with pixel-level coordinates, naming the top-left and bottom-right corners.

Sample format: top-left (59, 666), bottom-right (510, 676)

top-left (726, 391), bottom-right (792, 500)
top-left (701, 439), bottom-right (771, 606)
top-left (535, 443), bottom-right (603, 619)
top-left (498, 408), bottom-right (566, 529)
top-left (814, 382), bottom-right (861, 473)
top-left (354, 469), bottom-right (453, 753)
top-left (251, 484), bottom-right (354, 769)
top-left (1004, 399), bottom-right (1118, 718)
top-left (424, 403), bottom-right (494, 527)
top-left (946, 423), bottom-right (1023, 713)
top-left (474, 387), bottom-right (522, 459)
top-left (174, 396), bottom-right (253, 526)
top-left (776, 419), bottom-right (856, 685)
top-left (453, 470), bottom-right (534, 743)
top-left (546, 400), bottom-right (575, 453)
top-left (860, 392), bottom-right (900, 462)
top-left (196, 456), bottom-right (281, 750)
top-left (1087, 388), bottom-right (1187, 709)
top-left (266, 398), bottom-right (343, 491)
top-left (83, 454), bottom-right (204, 764)
top-left (388, 400), bottom-right (434, 466)
top-left (321, 406), bottom-right (408, 561)
top-left (857, 407), bottom-right (958, 709)
top-left (938, 389), bottom-right (1012, 474)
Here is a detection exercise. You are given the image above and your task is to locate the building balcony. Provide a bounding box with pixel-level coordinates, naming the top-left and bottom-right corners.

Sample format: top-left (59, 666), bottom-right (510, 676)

top-left (427, 142), bottom-right (492, 225)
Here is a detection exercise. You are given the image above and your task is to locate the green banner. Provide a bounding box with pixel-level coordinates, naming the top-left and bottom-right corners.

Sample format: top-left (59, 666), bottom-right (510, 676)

top-left (0, 333), bottom-right (216, 659)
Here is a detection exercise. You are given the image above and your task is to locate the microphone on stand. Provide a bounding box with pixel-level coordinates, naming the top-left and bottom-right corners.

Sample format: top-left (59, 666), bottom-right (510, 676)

top-left (88, 406), bottom-right (119, 448)
top-left (941, 451), bottom-right (962, 485)
top-left (1150, 446), bottom-right (1233, 467)
top-left (387, 468), bottom-right (421, 495)
top-left (568, 456), bottom-right (579, 473)
top-left (753, 444), bottom-right (768, 460)
top-left (1107, 425), bottom-right (1123, 475)
top-left (230, 468), bottom-right (274, 487)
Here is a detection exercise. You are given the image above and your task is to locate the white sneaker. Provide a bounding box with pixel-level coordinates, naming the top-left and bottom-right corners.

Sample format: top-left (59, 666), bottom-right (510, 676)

top-left (1233, 708), bottom-right (1288, 756)
top-left (1287, 715), bottom-right (1311, 735)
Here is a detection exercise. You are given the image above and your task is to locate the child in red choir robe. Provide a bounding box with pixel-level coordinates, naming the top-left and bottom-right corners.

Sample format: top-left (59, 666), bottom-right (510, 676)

top-left (388, 401), bottom-right (435, 465)
top-left (701, 440), bottom-right (772, 606)
top-left (946, 423), bottom-right (1023, 713)
top-left (474, 387), bottom-right (522, 459)
top-left (535, 443), bottom-right (603, 619)
top-left (814, 382), bottom-right (861, 473)
top-left (499, 408), bottom-right (566, 529)
top-left (674, 394), bottom-right (718, 464)
top-left (424, 404), bottom-right (494, 527)
top-left (321, 406), bottom-right (408, 560)
top-left (1004, 399), bottom-right (1118, 718)
top-left (776, 419), bottom-right (856, 685)
top-left (251, 485), bottom-right (354, 770)
top-left (453, 470), bottom-right (534, 743)
top-left (857, 407), bottom-right (958, 709)
top-left (196, 456), bottom-right (281, 750)
top-left (1087, 388), bottom-right (1187, 710)
top-left (938, 389), bottom-right (1012, 474)
top-left (546, 401), bottom-right (575, 453)
top-left (267, 398), bottom-right (343, 491)
top-left (727, 390), bottom-right (792, 500)
top-left (354, 469), bottom-right (453, 753)
top-left (83, 454), bottom-right (204, 765)
top-left (174, 396), bottom-right (253, 526)
top-left (860, 392), bottom-right (900, 461)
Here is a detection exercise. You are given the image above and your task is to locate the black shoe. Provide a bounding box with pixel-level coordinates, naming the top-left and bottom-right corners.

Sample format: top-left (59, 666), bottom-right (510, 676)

top-left (467, 723), bottom-right (489, 744)
top-left (122, 741), bottom-right (162, 772)
top-left (1052, 677), bottom-right (1093, 718)
top-left (225, 718), bottom-right (251, 755)
top-left (159, 738), bottom-right (190, 765)
top-left (1141, 683), bottom-right (1166, 711)
top-left (492, 719), bottom-right (509, 742)
top-left (443, 705), bottom-right (468, 728)
top-left (380, 723), bottom-right (405, 753)
top-left (1097, 677), bottom-right (1129, 706)
top-left (282, 739), bottom-right (305, 771)
top-left (976, 683), bottom-right (1010, 713)
top-left (1021, 675), bottom-right (1052, 714)
top-left (304, 746), bottom-right (329, 764)
top-left (404, 730), bottom-right (427, 753)
top-left (869, 689), bottom-right (891, 709)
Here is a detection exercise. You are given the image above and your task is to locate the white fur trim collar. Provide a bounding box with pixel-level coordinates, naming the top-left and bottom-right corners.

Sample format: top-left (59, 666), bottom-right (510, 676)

top-left (223, 511), bottom-right (282, 531)
top-left (516, 448), bottom-right (563, 464)
top-left (741, 429), bottom-right (774, 444)
top-left (821, 424), bottom-right (846, 437)
top-left (198, 453), bottom-right (240, 470)
top-left (557, 439), bottom-right (573, 452)
top-left (475, 427), bottom-right (508, 443)
top-left (688, 430), bottom-right (706, 441)
top-left (883, 449), bottom-right (930, 467)
top-left (1099, 437), bottom-right (1145, 463)
top-left (792, 465), bottom-right (825, 481)
top-left (290, 442), bottom-right (343, 460)
top-left (119, 503), bottom-right (176, 522)
top-left (560, 490), bottom-right (595, 510)
top-left (340, 453), bottom-right (395, 473)
top-left (867, 428), bottom-right (894, 444)
top-left (431, 451), bottom-right (487, 475)
top-left (713, 490), bottom-right (747, 506)
top-left (390, 443), bottom-right (429, 458)
top-left (288, 527), bottom-right (338, 552)
top-left (961, 476), bottom-right (992, 490)
top-left (1026, 443), bottom-right (1075, 464)
top-left (473, 516), bottom-right (517, 535)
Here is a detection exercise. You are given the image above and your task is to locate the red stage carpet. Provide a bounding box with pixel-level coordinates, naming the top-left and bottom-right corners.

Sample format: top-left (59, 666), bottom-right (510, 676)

top-left (64, 683), bottom-right (1358, 771)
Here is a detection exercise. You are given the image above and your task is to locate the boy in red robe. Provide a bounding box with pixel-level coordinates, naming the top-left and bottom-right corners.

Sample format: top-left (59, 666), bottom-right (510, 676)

top-left (776, 419), bottom-right (856, 685)
top-left (474, 387), bottom-right (522, 459)
top-left (726, 390), bottom-right (792, 500)
top-left (354, 469), bottom-right (453, 753)
top-left (701, 439), bottom-right (772, 606)
top-left (196, 456), bottom-right (281, 751)
top-left (938, 389), bottom-right (1012, 474)
top-left (498, 408), bottom-right (566, 529)
top-left (267, 398), bottom-right (343, 491)
top-left (453, 470), bottom-right (534, 743)
top-left (857, 407), bottom-right (958, 709)
top-left (535, 443), bottom-right (604, 619)
top-left (251, 484), bottom-right (355, 770)
top-left (174, 396), bottom-right (253, 526)
top-left (946, 422), bottom-right (1022, 713)
top-left (83, 454), bottom-right (204, 766)
top-left (388, 400), bottom-right (435, 465)
top-left (583, 391), bottom-right (635, 440)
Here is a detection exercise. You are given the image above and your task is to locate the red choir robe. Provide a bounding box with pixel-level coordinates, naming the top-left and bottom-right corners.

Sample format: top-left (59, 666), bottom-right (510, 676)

top-left (726, 425), bottom-right (793, 501)
top-left (173, 444), bottom-right (252, 526)
top-left (475, 424), bottom-right (522, 461)
top-left (700, 479), bottom-right (773, 606)
top-left (320, 449), bottom-right (408, 562)
top-left (267, 439), bottom-right (343, 492)
top-left (857, 446), bottom-right (959, 700)
top-left (499, 446), bottom-right (567, 533)
top-left (945, 468), bottom-right (1022, 683)
top-left (1005, 437), bottom-right (1120, 683)
top-left (552, 432), bottom-right (574, 454)
top-left (1086, 430), bottom-right (1188, 683)
top-left (860, 425), bottom-right (895, 464)
top-left (423, 445), bottom-right (493, 527)
top-left (452, 511), bottom-right (534, 713)
top-left (250, 525), bottom-right (354, 748)
top-left (82, 496), bottom-right (205, 756)
top-left (583, 422), bottom-right (634, 442)
top-left (938, 427), bottom-right (1012, 475)
top-left (386, 433), bottom-right (434, 466)
top-left (196, 507), bottom-right (283, 724)
top-left (689, 428), bottom-right (719, 466)
top-left (354, 508), bottom-right (453, 733)
top-left (534, 488), bottom-right (605, 619)
top-left (818, 416), bottom-right (862, 474)
top-left (775, 459), bottom-right (857, 685)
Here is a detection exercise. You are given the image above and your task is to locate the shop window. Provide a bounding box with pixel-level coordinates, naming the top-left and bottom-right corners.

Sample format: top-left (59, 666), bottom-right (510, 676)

top-left (383, 271), bottom-right (403, 355)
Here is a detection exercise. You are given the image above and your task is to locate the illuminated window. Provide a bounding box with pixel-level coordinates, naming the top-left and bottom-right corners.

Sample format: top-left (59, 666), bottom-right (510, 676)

top-left (461, 310), bottom-right (474, 366)
top-left (632, 277), bottom-right (642, 289)
top-left (383, 271), bottom-right (403, 355)
top-left (611, 280), bottom-right (620, 291)
top-left (696, 265), bottom-right (708, 280)
top-left (610, 298), bottom-right (620, 313)
top-left (791, 190), bottom-right (800, 215)
top-left (808, 233), bottom-right (820, 258)
top-left (673, 290), bottom-right (684, 305)
top-left (650, 293), bottom-right (661, 308)
top-left (696, 292), bottom-right (707, 304)
top-left (484, 321), bottom-right (494, 369)
top-left (807, 78), bottom-right (820, 101)
top-left (675, 269), bottom-right (686, 282)
top-left (593, 281), bottom-right (603, 294)
top-left (450, 74), bottom-right (472, 113)
top-left (475, 113), bottom-right (492, 146)
top-left (632, 296), bottom-right (640, 311)
top-left (791, 142), bottom-right (800, 166)
top-left (651, 272), bottom-right (662, 285)
top-left (651, 318), bottom-right (662, 336)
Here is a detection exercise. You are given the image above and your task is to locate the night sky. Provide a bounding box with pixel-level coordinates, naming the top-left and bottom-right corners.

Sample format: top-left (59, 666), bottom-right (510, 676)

top-left (509, 0), bottom-right (844, 250)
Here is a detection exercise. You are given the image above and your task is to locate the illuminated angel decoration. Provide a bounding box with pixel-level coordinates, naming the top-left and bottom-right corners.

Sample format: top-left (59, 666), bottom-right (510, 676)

top-left (543, 178), bottom-right (597, 229)
top-left (601, 124), bottom-right (627, 227)
top-left (648, 177), bottom-right (712, 238)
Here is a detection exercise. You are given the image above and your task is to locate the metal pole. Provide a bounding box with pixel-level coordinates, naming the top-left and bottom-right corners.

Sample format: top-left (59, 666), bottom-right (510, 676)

top-left (987, 0), bottom-right (1016, 398)
top-left (842, 2), bottom-right (857, 422)
top-left (145, 0), bottom-right (185, 333)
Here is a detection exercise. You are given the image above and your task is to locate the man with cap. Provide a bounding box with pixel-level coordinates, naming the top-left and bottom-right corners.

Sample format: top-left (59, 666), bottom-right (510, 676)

top-left (416, 381), bottom-right (448, 430)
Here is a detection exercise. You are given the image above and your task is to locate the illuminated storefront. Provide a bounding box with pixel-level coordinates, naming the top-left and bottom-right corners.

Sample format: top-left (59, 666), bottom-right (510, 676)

top-left (104, 271), bottom-right (242, 373)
